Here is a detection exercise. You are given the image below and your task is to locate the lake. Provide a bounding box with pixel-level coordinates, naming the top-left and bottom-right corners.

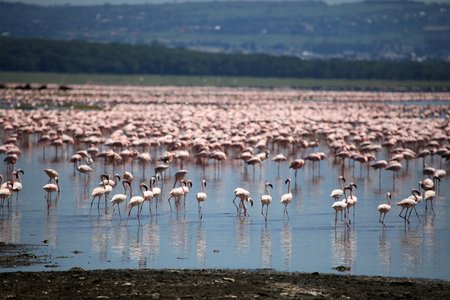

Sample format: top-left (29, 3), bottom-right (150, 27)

top-left (0, 85), bottom-right (449, 280)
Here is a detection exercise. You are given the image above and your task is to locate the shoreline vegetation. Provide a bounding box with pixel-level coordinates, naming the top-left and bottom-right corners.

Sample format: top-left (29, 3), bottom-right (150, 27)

top-left (1, 71), bottom-right (450, 91)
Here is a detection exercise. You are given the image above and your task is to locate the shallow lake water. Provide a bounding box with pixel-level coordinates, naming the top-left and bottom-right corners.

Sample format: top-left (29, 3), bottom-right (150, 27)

top-left (1, 138), bottom-right (449, 280)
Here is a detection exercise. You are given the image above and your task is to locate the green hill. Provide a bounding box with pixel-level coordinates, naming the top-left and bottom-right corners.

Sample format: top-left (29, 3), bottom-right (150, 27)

top-left (1, 37), bottom-right (449, 81)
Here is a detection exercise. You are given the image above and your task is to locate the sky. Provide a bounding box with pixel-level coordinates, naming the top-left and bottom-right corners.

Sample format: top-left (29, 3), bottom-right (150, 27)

top-left (2, 0), bottom-right (450, 6)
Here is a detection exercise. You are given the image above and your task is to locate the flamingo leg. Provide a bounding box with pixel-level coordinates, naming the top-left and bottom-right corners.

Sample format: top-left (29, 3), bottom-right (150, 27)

top-left (232, 196), bottom-right (239, 213)
top-left (97, 195), bottom-right (101, 217)
top-left (243, 202), bottom-right (248, 216)
top-left (404, 208), bottom-right (410, 224)
top-left (399, 207), bottom-right (405, 219)
top-left (413, 206), bottom-right (420, 222)
top-left (283, 204), bottom-right (289, 219)
top-left (89, 196), bottom-right (96, 215)
top-left (137, 205), bottom-right (141, 225)
top-left (126, 206), bottom-right (133, 225)
top-left (168, 196), bottom-right (173, 212)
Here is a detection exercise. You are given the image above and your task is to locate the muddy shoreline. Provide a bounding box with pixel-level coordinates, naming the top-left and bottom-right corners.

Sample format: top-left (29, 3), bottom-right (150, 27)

top-left (1, 243), bottom-right (450, 299)
top-left (2, 268), bottom-right (450, 299)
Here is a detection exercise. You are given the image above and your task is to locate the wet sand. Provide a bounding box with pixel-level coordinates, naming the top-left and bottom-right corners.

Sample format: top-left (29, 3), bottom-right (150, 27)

top-left (1, 242), bottom-right (450, 299)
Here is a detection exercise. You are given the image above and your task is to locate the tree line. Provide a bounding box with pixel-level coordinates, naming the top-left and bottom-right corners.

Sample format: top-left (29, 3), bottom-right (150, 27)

top-left (1, 37), bottom-right (449, 81)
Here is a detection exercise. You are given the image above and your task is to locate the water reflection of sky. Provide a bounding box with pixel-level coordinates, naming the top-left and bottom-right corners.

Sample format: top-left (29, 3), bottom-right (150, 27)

top-left (0, 137), bottom-right (449, 280)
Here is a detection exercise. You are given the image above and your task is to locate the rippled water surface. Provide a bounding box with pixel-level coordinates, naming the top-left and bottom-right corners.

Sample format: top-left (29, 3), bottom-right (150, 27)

top-left (1, 140), bottom-right (449, 280)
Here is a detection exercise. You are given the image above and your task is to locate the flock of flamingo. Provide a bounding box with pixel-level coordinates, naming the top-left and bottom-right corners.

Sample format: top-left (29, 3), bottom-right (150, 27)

top-left (0, 84), bottom-right (449, 229)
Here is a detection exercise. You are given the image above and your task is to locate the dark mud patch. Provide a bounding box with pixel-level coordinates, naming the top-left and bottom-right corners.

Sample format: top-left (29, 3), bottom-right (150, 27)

top-left (0, 242), bottom-right (50, 269)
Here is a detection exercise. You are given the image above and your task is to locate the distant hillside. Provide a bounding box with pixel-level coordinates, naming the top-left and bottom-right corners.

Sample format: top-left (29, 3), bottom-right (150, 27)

top-left (0, 1), bottom-right (449, 61)
top-left (1, 37), bottom-right (449, 80)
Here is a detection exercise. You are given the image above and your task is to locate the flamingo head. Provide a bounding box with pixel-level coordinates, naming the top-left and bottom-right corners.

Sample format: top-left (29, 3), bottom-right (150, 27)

top-left (411, 189), bottom-right (421, 197)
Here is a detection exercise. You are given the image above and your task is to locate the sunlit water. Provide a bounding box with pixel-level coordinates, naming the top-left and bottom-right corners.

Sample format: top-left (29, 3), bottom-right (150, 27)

top-left (1, 136), bottom-right (449, 280)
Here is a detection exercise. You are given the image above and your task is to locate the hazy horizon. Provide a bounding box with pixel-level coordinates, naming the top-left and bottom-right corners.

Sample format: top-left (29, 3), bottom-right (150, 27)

top-left (2, 0), bottom-right (450, 7)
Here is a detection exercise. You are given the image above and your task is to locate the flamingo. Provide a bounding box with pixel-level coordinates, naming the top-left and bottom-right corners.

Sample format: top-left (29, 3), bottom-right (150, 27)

top-left (181, 179), bottom-right (192, 207)
top-left (345, 182), bottom-right (358, 223)
top-left (331, 196), bottom-right (349, 227)
top-left (232, 187), bottom-right (253, 217)
top-left (126, 185), bottom-right (145, 225)
top-left (289, 159), bottom-right (305, 180)
top-left (434, 170), bottom-right (445, 194)
top-left (172, 169), bottom-right (188, 188)
top-left (385, 160), bottom-right (402, 189)
top-left (304, 152), bottom-right (322, 174)
top-left (330, 175), bottom-right (345, 201)
top-left (245, 155), bottom-right (262, 178)
top-left (139, 177), bottom-right (155, 215)
top-left (99, 174), bottom-right (117, 203)
top-left (272, 154), bottom-right (286, 176)
top-left (0, 180), bottom-right (13, 208)
top-left (44, 168), bottom-right (59, 184)
top-left (196, 178), bottom-right (207, 220)
top-left (69, 153), bottom-right (82, 175)
top-left (260, 182), bottom-right (273, 222)
top-left (168, 179), bottom-right (187, 212)
top-left (397, 189), bottom-right (421, 224)
top-left (280, 178), bottom-right (293, 218)
top-left (420, 177), bottom-right (435, 191)
top-left (122, 171), bottom-right (134, 185)
top-left (43, 177), bottom-right (60, 206)
top-left (110, 180), bottom-right (131, 220)
top-left (152, 173), bottom-right (162, 211)
top-left (99, 173), bottom-right (121, 188)
top-left (10, 169), bottom-right (24, 201)
top-left (90, 178), bottom-right (107, 216)
top-left (377, 192), bottom-right (391, 228)
top-left (370, 159), bottom-right (387, 188)
top-left (76, 158), bottom-right (93, 183)
top-left (423, 189), bottom-right (436, 215)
